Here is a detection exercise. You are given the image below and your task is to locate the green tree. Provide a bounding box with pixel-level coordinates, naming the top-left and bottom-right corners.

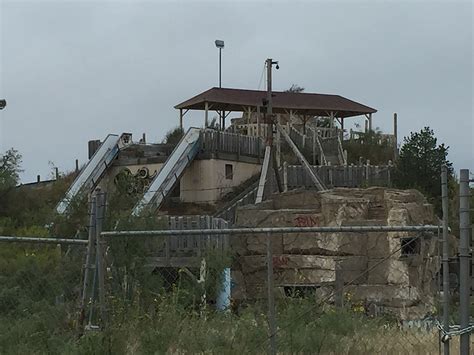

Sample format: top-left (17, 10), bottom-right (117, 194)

top-left (162, 126), bottom-right (184, 146)
top-left (343, 129), bottom-right (395, 165)
top-left (285, 84), bottom-right (305, 93)
top-left (393, 127), bottom-right (453, 211)
top-left (0, 148), bottom-right (22, 190)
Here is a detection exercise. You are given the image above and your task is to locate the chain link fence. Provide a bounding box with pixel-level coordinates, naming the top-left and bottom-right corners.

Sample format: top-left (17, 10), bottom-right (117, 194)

top-left (0, 167), bottom-right (471, 354)
top-left (0, 237), bottom-right (86, 353)
top-left (98, 224), bottom-right (444, 354)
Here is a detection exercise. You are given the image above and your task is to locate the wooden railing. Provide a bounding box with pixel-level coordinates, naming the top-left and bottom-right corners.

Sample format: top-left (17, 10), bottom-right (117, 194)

top-left (200, 129), bottom-right (264, 158)
top-left (281, 163), bottom-right (393, 189)
top-left (348, 130), bottom-right (396, 146)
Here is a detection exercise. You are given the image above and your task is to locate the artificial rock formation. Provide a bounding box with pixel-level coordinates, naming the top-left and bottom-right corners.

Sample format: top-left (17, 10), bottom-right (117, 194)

top-left (232, 187), bottom-right (439, 320)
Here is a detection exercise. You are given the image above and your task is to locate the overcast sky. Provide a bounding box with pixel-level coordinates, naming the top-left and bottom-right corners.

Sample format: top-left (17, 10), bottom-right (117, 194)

top-left (1, 0), bottom-right (472, 182)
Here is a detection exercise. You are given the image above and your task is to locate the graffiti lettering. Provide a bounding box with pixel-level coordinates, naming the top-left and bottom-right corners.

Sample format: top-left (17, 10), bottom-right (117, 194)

top-left (293, 215), bottom-right (319, 227)
top-left (273, 255), bottom-right (289, 268)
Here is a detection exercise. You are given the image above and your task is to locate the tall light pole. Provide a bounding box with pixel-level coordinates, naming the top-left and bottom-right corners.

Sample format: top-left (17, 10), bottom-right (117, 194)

top-left (215, 40), bottom-right (225, 129)
top-left (215, 40), bottom-right (224, 88)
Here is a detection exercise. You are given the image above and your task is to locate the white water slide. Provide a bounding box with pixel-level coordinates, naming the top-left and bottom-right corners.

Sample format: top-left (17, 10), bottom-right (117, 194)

top-left (56, 134), bottom-right (124, 215)
top-left (132, 127), bottom-right (202, 216)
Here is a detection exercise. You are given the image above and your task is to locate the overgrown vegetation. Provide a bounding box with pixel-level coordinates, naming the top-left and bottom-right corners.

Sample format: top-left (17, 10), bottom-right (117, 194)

top-left (343, 129), bottom-right (395, 165)
top-left (0, 128), bottom-right (466, 353)
top-left (162, 126), bottom-right (184, 146)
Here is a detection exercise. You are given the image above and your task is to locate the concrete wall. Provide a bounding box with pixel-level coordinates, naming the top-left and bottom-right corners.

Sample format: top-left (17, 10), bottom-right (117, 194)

top-left (232, 188), bottom-right (440, 320)
top-left (180, 159), bottom-right (261, 204)
top-left (108, 163), bottom-right (164, 178)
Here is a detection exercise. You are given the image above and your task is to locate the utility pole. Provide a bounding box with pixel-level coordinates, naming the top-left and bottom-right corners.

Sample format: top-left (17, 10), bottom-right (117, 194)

top-left (265, 58), bottom-right (279, 144)
top-left (256, 58), bottom-right (279, 203)
top-left (265, 57), bottom-right (279, 355)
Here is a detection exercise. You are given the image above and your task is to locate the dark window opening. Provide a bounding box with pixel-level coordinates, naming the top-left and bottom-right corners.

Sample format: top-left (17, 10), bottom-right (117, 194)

top-left (401, 237), bottom-right (420, 256)
top-left (225, 164), bottom-right (233, 180)
top-left (283, 285), bottom-right (319, 298)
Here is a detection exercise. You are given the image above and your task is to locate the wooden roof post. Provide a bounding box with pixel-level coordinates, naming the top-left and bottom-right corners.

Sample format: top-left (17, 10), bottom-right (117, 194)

top-left (340, 117), bottom-right (344, 141)
top-left (393, 113), bottom-right (398, 159)
top-left (257, 106), bottom-right (261, 138)
top-left (205, 101), bottom-right (209, 128)
top-left (179, 109), bottom-right (183, 130)
top-left (247, 107), bottom-right (252, 135)
top-left (368, 113), bottom-right (373, 132)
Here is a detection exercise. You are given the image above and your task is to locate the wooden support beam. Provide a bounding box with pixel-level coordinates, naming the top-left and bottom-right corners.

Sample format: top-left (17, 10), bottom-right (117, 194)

top-left (276, 114), bottom-right (281, 167)
top-left (340, 117), bottom-right (344, 141)
top-left (393, 112), bottom-right (398, 159)
top-left (205, 102), bottom-right (209, 128)
top-left (179, 108), bottom-right (183, 130)
top-left (257, 106), bottom-right (261, 138)
top-left (256, 146), bottom-right (272, 203)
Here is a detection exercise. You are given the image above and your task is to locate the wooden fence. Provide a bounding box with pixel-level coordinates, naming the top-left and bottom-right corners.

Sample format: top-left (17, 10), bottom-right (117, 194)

top-left (147, 215), bottom-right (229, 267)
top-left (282, 164), bottom-right (393, 190)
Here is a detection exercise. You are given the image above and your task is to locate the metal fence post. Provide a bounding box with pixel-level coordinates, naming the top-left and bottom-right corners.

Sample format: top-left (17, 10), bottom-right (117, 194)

top-left (459, 169), bottom-right (470, 354)
top-left (95, 189), bottom-right (107, 327)
top-left (335, 261), bottom-right (344, 308)
top-left (441, 165), bottom-right (450, 354)
top-left (266, 232), bottom-right (277, 355)
top-left (79, 194), bottom-right (96, 331)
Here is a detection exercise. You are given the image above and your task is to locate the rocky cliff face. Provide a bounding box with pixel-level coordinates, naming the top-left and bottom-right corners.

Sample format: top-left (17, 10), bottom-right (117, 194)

top-left (232, 187), bottom-right (439, 320)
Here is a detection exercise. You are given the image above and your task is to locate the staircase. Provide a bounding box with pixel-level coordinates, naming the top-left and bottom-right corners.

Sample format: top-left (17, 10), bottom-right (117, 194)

top-left (288, 125), bottom-right (346, 166)
top-left (368, 203), bottom-right (387, 221)
top-left (214, 179), bottom-right (260, 224)
top-left (132, 128), bottom-right (202, 216)
top-left (320, 136), bottom-right (342, 166)
top-left (277, 123), bottom-right (327, 191)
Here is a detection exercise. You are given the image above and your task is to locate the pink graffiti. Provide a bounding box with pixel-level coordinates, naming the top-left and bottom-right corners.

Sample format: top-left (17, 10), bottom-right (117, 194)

top-left (294, 215), bottom-right (319, 227)
top-left (273, 255), bottom-right (289, 268)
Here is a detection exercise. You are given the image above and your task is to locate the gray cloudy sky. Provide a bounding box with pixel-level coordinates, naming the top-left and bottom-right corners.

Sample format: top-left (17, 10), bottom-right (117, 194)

top-left (1, 0), bottom-right (472, 182)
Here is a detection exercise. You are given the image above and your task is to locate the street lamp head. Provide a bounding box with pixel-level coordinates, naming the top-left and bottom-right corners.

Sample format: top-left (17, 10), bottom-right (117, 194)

top-left (215, 40), bottom-right (224, 49)
top-left (0, 99), bottom-right (6, 110)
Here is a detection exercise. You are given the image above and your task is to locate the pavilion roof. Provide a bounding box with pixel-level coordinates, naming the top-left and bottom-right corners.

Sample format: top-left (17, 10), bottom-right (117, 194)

top-left (175, 87), bottom-right (376, 118)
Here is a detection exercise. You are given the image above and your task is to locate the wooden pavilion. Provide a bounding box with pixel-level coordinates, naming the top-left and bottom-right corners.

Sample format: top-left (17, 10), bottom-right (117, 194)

top-left (174, 87), bottom-right (377, 133)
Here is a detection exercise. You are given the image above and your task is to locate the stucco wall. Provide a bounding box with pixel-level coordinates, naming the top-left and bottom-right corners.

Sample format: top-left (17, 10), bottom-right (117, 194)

top-left (180, 159), bottom-right (261, 204)
top-left (100, 159), bottom-right (261, 204)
